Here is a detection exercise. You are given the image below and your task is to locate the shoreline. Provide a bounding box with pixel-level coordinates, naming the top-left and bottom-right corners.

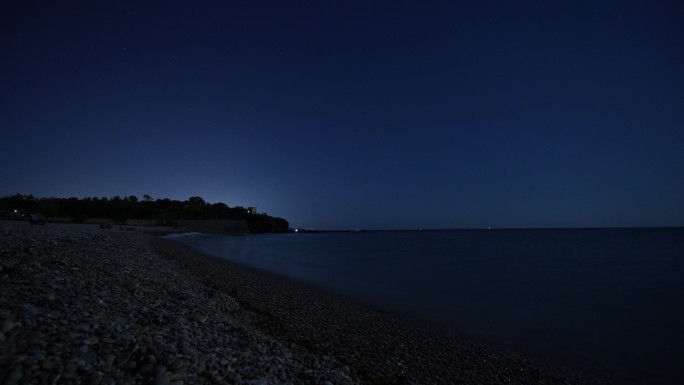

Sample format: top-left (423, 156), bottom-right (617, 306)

top-left (150, 234), bottom-right (606, 384)
top-left (1, 222), bottom-right (607, 384)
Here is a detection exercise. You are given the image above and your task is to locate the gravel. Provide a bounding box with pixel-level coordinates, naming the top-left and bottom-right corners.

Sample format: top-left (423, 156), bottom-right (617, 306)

top-left (1, 222), bottom-right (608, 384)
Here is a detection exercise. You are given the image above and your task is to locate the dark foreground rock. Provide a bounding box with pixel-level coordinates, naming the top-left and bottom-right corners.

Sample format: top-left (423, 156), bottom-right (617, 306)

top-left (1, 222), bottom-right (606, 384)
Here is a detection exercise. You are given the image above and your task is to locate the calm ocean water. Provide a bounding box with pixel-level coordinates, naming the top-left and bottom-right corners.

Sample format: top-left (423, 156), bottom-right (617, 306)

top-left (166, 228), bottom-right (684, 384)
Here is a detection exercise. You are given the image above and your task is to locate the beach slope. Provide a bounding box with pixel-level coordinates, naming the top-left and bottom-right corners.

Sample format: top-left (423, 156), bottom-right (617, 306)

top-left (1, 222), bottom-right (604, 384)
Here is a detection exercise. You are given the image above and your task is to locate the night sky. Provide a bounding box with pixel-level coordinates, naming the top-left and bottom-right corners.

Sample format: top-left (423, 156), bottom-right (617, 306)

top-left (2, 1), bottom-right (683, 230)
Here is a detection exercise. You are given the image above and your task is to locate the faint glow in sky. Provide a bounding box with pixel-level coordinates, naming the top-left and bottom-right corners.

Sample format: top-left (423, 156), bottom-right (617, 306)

top-left (1, 1), bottom-right (682, 229)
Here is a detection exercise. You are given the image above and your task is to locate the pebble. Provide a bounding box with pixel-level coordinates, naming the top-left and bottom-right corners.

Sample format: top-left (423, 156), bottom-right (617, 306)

top-left (1, 319), bottom-right (15, 332)
top-left (169, 358), bottom-right (185, 370)
top-left (83, 336), bottom-right (99, 345)
top-left (4, 365), bottom-right (23, 385)
top-left (0, 309), bottom-right (14, 320)
top-left (169, 369), bottom-right (187, 381)
top-left (120, 360), bottom-right (136, 371)
top-left (154, 372), bottom-right (170, 385)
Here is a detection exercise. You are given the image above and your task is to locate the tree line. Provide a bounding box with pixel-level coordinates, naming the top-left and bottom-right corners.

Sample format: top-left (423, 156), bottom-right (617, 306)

top-left (0, 194), bottom-right (289, 233)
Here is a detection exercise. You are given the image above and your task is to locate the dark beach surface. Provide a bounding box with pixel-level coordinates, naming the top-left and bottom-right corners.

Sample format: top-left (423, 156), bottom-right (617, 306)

top-left (1, 222), bottom-right (606, 384)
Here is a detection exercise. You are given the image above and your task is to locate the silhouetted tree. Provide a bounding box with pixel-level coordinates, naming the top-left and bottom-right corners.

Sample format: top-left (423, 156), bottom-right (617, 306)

top-left (187, 196), bottom-right (206, 206)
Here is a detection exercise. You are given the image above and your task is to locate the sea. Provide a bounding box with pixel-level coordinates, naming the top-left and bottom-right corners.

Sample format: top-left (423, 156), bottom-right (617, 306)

top-left (165, 227), bottom-right (684, 384)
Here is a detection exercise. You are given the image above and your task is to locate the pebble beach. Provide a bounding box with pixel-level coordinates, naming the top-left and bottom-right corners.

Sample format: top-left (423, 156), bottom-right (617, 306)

top-left (1, 222), bottom-right (606, 385)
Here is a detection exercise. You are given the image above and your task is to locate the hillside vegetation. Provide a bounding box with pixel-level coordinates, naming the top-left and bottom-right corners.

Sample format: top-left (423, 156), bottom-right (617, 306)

top-left (0, 194), bottom-right (289, 233)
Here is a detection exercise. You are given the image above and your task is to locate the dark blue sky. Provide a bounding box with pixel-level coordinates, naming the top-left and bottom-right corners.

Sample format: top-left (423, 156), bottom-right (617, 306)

top-left (2, 1), bottom-right (683, 229)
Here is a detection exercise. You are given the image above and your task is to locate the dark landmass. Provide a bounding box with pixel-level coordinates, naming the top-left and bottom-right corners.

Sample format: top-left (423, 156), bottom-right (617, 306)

top-left (0, 194), bottom-right (289, 233)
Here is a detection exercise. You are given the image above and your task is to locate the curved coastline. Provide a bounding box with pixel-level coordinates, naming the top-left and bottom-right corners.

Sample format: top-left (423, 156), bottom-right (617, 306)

top-left (150, 233), bottom-right (606, 385)
top-left (1, 222), bottom-right (606, 384)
